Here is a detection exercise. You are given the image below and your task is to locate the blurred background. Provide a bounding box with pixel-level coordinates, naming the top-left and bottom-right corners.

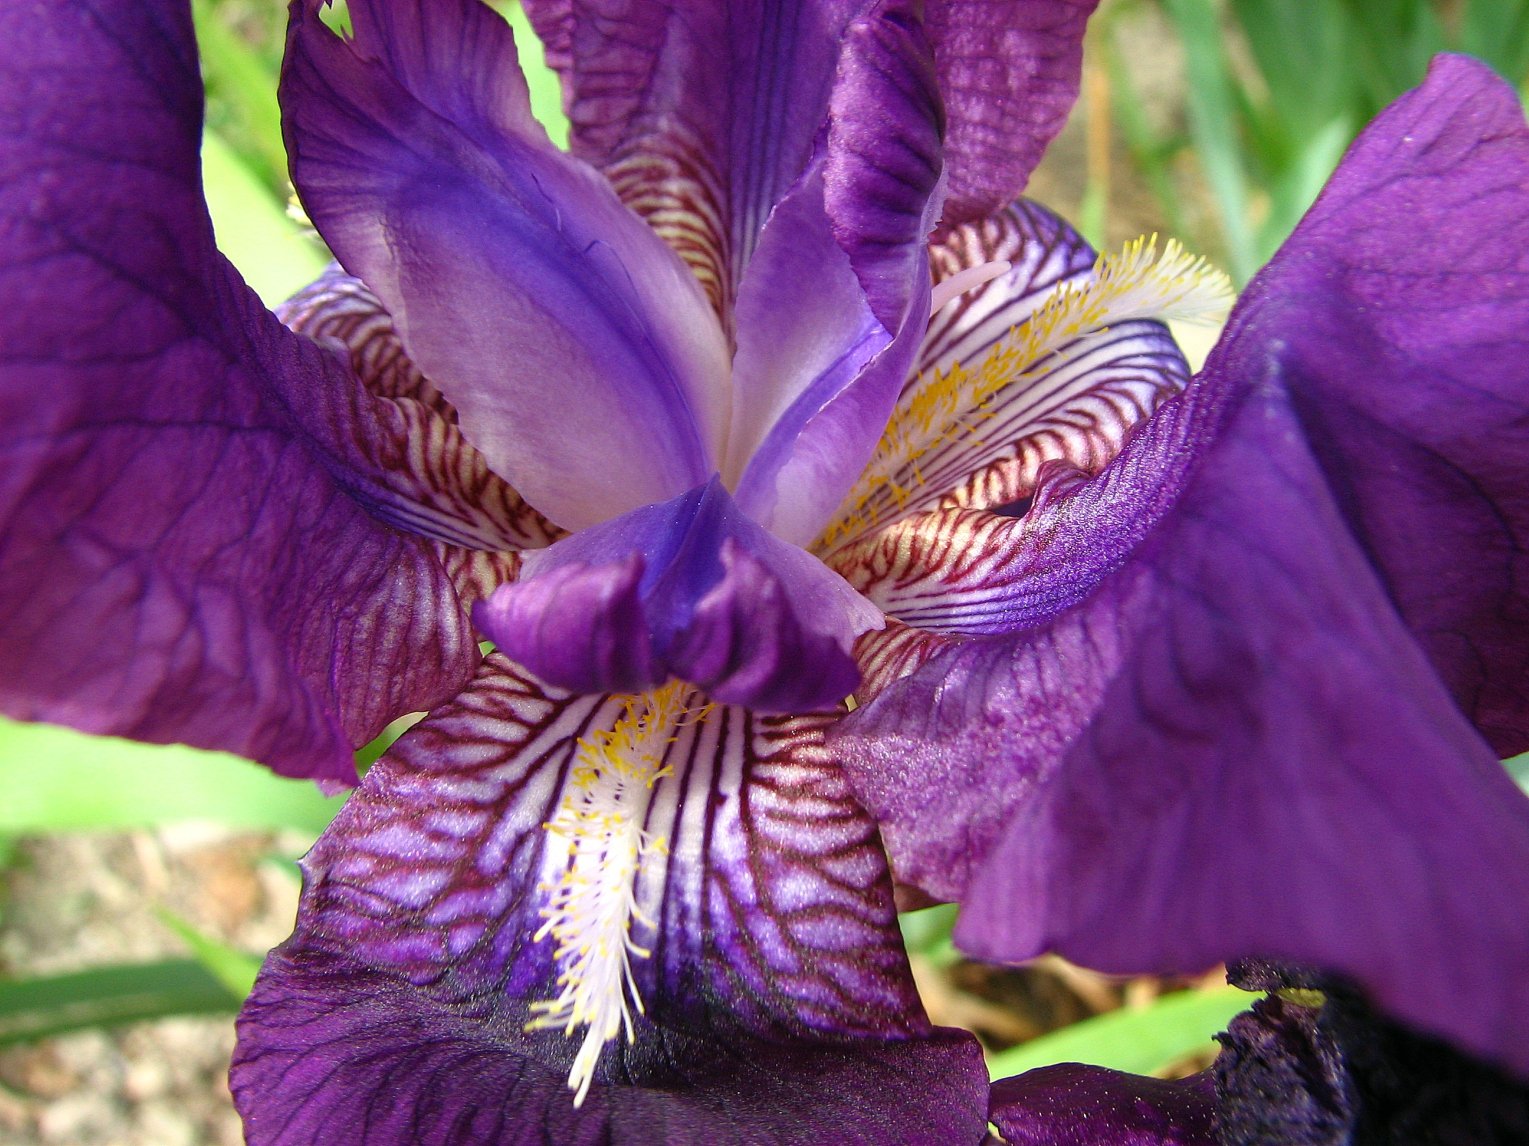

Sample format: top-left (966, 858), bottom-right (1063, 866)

top-left (2, 1), bottom-right (1527, 1141)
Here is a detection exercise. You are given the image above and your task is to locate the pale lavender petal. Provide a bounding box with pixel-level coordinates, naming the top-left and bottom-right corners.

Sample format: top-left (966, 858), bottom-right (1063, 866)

top-left (282, 0), bottom-right (731, 530)
top-left (0, 0), bottom-right (475, 783)
top-left (723, 166), bottom-right (887, 507)
top-left (730, 2), bottom-right (946, 546)
top-left (477, 479), bottom-right (881, 711)
top-left (233, 658), bottom-right (989, 1143)
top-left (927, 0), bottom-right (1099, 224)
top-left (990, 1064), bottom-right (1216, 1146)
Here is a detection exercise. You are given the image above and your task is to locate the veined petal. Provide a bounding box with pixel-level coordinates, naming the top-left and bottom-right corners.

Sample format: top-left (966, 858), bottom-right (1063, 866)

top-left (731, 2), bottom-right (946, 547)
top-left (920, 199), bottom-right (1099, 382)
top-left (821, 206), bottom-right (1225, 550)
top-left (282, 0), bottom-right (732, 530)
top-left (280, 267), bottom-right (454, 416)
top-left (832, 72), bottom-right (1529, 1071)
top-left (522, 0), bottom-right (873, 318)
top-left (851, 617), bottom-right (965, 704)
top-left (926, 0), bottom-right (1100, 224)
top-left (830, 488), bottom-right (1091, 634)
top-left (1210, 54), bottom-right (1529, 755)
top-left (0, 0), bottom-right (475, 783)
top-left (476, 479), bottom-right (882, 711)
top-left (279, 269), bottom-right (563, 553)
top-left (232, 658), bottom-right (989, 1143)
top-left (838, 365), bottom-right (1529, 1076)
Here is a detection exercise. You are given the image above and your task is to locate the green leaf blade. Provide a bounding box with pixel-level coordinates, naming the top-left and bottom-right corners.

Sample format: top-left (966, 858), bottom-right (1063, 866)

top-left (985, 985), bottom-right (1252, 1081)
top-left (0, 960), bottom-right (243, 1045)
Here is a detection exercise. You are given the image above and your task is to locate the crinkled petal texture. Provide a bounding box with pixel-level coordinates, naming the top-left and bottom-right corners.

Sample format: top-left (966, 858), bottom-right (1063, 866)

top-left (0, 0), bottom-right (478, 783)
top-left (476, 478), bottom-right (882, 711)
top-left (925, 0), bottom-right (1099, 224)
top-left (833, 56), bottom-right (1529, 1077)
top-left (989, 1064), bottom-right (1215, 1146)
top-left (232, 658), bottom-right (989, 1145)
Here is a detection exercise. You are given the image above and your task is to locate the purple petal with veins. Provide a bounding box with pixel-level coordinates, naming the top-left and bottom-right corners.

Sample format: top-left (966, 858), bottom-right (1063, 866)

top-left (0, 0), bottom-right (475, 784)
top-left (522, 0), bottom-right (874, 316)
top-left (835, 57), bottom-right (1529, 1078)
top-left (926, 0), bottom-right (1100, 224)
top-left (233, 658), bottom-right (990, 1142)
top-left (282, 0), bottom-right (732, 531)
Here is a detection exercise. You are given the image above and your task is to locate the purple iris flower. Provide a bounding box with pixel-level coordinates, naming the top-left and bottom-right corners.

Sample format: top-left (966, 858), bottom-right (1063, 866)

top-left (3, 0), bottom-right (1529, 1142)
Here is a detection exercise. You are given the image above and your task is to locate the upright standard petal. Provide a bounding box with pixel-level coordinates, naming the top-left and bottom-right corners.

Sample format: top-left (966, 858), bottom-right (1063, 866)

top-left (233, 659), bottom-right (989, 1144)
top-left (521, 0), bottom-right (873, 316)
top-left (282, 0), bottom-right (732, 530)
top-left (730, 3), bottom-right (946, 544)
top-left (834, 60), bottom-right (1529, 1076)
top-left (0, 0), bottom-right (475, 783)
top-left (925, 0), bottom-right (1099, 224)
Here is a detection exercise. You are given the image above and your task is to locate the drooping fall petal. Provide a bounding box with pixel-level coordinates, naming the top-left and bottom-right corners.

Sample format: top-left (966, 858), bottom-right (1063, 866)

top-left (834, 57), bottom-right (1529, 1077)
top-left (1204, 55), bottom-right (1529, 755)
top-left (0, 0), bottom-right (476, 784)
top-left (233, 658), bottom-right (989, 1143)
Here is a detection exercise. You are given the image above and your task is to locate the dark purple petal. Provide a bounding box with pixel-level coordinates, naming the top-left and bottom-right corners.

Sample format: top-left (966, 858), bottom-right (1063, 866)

top-left (822, 1), bottom-right (946, 335)
top-left (990, 1063), bottom-right (1216, 1146)
top-left (476, 479), bottom-right (880, 711)
top-left (0, 0), bottom-right (475, 783)
top-left (926, 0), bottom-right (1099, 224)
top-left (833, 59), bottom-right (1529, 1076)
top-left (1212, 54), bottom-right (1529, 755)
top-left (233, 658), bottom-right (989, 1143)
top-left (281, 0), bottom-right (731, 531)
top-left (843, 367), bottom-right (1529, 1073)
